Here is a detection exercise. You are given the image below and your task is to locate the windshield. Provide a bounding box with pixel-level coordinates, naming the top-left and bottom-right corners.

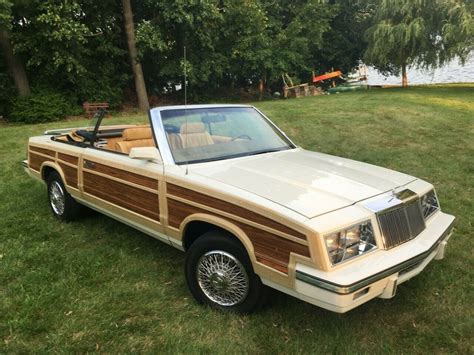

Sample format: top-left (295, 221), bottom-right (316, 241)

top-left (160, 107), bottom-right (293, 164)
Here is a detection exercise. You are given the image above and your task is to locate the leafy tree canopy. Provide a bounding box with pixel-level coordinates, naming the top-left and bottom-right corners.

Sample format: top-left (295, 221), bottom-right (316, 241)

top-left (0, 0), bottom-right (12, 29)
top-left (8, 0), bottom-right (128, 105)
top-left (364, 0), bottom-right (473, 85)
top-left (1, 0), bottom-right (473, 114)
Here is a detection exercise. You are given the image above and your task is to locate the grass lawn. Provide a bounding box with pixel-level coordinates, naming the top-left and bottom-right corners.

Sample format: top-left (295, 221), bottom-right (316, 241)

top-left (1, 85), bottom-right (473, 353)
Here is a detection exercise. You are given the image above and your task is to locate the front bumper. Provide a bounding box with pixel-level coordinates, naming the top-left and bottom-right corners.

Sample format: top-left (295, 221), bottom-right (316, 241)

top-left (294, 211), bottom-right (454, 313)
top-left (22, 159), bottom-right (28, 169)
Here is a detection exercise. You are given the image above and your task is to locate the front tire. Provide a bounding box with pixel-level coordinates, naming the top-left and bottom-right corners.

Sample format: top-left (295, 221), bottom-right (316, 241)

top-left (185, 231), bottom-right (267, 313)
top-left (47, 171), bottom-right (82, 221)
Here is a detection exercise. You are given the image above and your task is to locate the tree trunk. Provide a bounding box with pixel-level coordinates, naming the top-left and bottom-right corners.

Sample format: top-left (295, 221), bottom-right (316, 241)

top-left (0, 29), bottom-right (30, 97)
top-left (122, 0), bottom-right (149, 111)
top-left (401, 63), bottom-right (408, 87)
top-left (258, 78), bottom-right (264, 101)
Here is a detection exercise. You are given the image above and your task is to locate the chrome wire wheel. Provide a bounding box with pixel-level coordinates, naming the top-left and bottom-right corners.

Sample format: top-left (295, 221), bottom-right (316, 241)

top-left (49, 180), bottom-right (65, 216)
top-left (196, 250), bottom-right (250, 307)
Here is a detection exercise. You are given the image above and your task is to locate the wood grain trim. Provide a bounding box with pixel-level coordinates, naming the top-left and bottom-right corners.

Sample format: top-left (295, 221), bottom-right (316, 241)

top-left (83, 171), bottom-right (160, 220)
top-left (83, 168), bottom-right (158, 194)
top-left (167, 199), bottom-right (310, 273)
top-left (256, 256), bottom-right (288, 274)
top-left (58, 162), bottom-right (78, 188)
top-left (241, 223), bottom-right (310, 273)
top-left (29, 146), bottom-right (55, 157)
top-left (168, 193), bottom-right (307, 246)
top-left (29, 152), bottom-right (54, 171)
top-left (84, 160), bottom-right (158, 190)
top-left (167, 184), bottom-right (306, 241)
top-left (58, 153), bottom-right (78, 165)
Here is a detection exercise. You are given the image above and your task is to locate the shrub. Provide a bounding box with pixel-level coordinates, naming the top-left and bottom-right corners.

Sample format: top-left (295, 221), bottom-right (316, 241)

top-left (74, 77), bottom-right (125, 109)
top-left (8, 91), bottom-right (79, 124)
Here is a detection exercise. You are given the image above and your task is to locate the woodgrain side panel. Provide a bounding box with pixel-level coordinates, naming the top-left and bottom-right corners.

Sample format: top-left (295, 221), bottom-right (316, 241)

top-left (84, 160), bottom-right (158, 189)
top-left (29, 152), bottom-right (54, 171)
top-left (58, 162), bottom-right (78, 188)
top-left (83, 172), bottom-right (160, 220)
top-left (58, 153), bottom-right (79, 165)
top-left (29, 146), bottom-right (55, 157)
top-left (240, 223), bottom-right (310, 273)
top-left (167, 184), bottom-right (306, 240)
top-left (167, 199), bottom-right (310, 273)
top-left (167, 198), bottom-right (197, 229)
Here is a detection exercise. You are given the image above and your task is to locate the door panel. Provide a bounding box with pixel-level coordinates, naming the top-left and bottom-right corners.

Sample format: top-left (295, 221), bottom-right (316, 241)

top-left (83, 171), bottom-right (160, 220)
top-left (80, 148), bottom-right (165, 235)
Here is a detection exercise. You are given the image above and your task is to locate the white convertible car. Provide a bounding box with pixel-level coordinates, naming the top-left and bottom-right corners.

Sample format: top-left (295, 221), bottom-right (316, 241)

top-left (24, 104), bottom-right (455, 313)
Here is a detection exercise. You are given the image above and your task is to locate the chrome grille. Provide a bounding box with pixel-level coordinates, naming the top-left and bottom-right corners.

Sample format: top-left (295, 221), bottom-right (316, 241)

top-left (377, 200), bottom-right (425, 249)
top-left (406, 200), bottom-right (425, 236)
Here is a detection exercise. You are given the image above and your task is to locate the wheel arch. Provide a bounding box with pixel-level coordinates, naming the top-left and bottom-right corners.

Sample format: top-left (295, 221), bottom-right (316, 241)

top-left (40, 162), bottom-right (67, 185)
top-left (180, 213), bottom-right (257, 264)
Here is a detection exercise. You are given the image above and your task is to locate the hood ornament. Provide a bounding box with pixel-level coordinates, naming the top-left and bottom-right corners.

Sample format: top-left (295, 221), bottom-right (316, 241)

top-left (388, 189), bottom-right (397, 202)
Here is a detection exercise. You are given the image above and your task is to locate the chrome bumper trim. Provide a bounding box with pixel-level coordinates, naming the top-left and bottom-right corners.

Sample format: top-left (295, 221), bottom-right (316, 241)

top-left (296, 220), bottom-right (454, 295)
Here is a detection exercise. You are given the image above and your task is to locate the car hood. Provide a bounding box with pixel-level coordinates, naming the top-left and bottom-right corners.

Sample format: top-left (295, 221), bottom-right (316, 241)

top-left (191, 148), bottom-right (416, 219)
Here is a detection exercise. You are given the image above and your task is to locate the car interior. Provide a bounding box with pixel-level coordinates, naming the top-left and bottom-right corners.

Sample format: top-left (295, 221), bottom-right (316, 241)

top-left (53, 122), bottom-right (234, 156)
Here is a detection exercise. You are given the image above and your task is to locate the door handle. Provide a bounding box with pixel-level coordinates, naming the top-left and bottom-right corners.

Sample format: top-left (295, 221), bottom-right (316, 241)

top-left (83, 160), bottom-right (96, 169)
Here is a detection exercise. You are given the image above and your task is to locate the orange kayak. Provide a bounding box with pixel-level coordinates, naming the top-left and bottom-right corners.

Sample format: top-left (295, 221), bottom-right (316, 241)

top-left (313, 71), bottom-right (342, 83)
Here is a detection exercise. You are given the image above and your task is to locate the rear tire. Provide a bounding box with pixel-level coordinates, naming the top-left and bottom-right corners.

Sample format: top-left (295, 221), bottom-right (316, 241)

top-left (46, 171), bottom-right (82, 221)
top-left (185, 231), bottom-right (267, 313)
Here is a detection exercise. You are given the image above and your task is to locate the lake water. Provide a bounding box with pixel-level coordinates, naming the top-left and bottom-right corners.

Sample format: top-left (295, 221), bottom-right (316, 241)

top-left (365, 55), bottom-right (474, 86)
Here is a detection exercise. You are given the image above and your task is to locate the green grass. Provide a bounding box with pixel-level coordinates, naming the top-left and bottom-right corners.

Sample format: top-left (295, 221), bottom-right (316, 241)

top-left (1, 85), bottom-right (473, 353)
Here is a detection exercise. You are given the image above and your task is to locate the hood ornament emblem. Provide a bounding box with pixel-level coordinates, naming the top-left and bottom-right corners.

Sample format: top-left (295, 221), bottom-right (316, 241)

top-left (388, 189), bottom-right (397, 202)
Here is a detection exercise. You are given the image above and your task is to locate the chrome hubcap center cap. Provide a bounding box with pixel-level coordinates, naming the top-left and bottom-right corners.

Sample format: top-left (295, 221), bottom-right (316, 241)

top-left (210, 271), bottom-right (229, 292)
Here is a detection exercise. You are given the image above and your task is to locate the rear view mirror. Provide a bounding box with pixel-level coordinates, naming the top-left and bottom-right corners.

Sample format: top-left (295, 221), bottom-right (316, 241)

top-left (129, 147), bottom-right (162, 163)
top-left (202, 114), bottom-right (226, 124)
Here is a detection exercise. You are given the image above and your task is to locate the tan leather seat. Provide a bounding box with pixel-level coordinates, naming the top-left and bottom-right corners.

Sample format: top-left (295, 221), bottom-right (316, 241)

top-left (179, 122), bottom-right (213, 148)
top-left (167, 132), bottom-right (183, 150)
top-left (116, 127), bottom-right (155, 154)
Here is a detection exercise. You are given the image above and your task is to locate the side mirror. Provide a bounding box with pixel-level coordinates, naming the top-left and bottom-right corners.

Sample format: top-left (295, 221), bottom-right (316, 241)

top-left (129, 147), bottom-right (162, 163)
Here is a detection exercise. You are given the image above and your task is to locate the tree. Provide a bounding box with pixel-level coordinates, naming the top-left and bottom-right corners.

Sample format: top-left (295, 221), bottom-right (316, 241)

top-left (122, 0), bottom-right (149, 111)
top-left (313, 0), bottom-right (372, 74)
top-left (134, 1), bottom-right (225, 99)
top-left (7, 0), bottom-right (129, 107)
top-left (364, 0), bottom-right (474, 87)
top-left (221, 0), bottom-right (336, 96)
top-left (133, 0), bottom-right (338, 100)
top-left (0, 0), bottom-right (30, 96)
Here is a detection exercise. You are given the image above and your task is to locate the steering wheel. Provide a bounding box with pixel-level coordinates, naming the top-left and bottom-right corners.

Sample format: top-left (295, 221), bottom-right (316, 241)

top-left (231, 134), bottom-right (252, 141)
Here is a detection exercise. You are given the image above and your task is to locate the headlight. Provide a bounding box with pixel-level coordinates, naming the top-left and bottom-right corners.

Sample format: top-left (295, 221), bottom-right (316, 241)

top-left (324, 221), bottom-right (377, 265)
top-left (421, 190), bottom-right (439, 219)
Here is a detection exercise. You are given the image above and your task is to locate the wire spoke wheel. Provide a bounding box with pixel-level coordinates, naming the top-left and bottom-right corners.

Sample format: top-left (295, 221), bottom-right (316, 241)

top-left (49, 180), bottom-right (65, 216)
top-left (196, 250), bottom-right (249, 306)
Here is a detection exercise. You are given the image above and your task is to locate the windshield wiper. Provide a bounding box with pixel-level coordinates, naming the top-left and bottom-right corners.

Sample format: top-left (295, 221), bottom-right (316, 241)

top-left (248, 147), bottom-right (290, 156)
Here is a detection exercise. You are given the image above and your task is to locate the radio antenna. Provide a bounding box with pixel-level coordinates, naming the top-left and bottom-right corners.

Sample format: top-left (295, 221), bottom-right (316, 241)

top-left (184, 46), bottom-right (187, 106)
top-left (184, 46), bottom-right (189, 175)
